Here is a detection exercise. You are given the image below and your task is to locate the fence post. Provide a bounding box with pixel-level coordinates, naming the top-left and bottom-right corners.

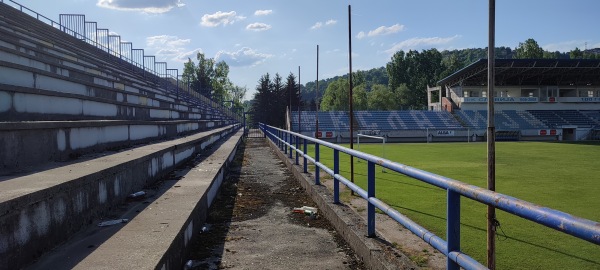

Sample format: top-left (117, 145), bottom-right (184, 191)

top-left (333, 149), bottom-right (340, 204)
top-left (315, 143), bottom-right (320, 185)
top-left (288, 133), bottom-right (293, 159)
top-left (279, 130), bottom-right (283, 150)
top-left (303, 138), bottom-right (308, 173)
top-left (295, 134), bottom-right (299, 165)
top-left (447, 189), bottom-right (461, 270)
top-left (367, 161), bottom-right (376, 237)
top-left (284, 132), bottom-right (288, 155)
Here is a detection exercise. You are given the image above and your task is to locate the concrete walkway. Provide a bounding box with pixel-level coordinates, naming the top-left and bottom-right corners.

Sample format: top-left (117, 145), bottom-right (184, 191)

top-left (183, 138), bottom-right (365, 269)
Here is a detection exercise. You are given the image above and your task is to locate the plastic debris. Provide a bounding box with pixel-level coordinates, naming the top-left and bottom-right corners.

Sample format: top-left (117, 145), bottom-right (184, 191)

top-left (184, 260), bottom-right (203, 270)
top-left (293, 206), bottom-right (318, 218)
top-left (97, 219), bottom-right (128, 227)
top-left (201, 224), bottom-right (212, 233)
top-left (127, 191), bottom-right (146, 200)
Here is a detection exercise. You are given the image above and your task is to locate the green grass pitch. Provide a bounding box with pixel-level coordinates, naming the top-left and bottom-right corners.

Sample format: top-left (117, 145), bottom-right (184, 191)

top-left (304, 141), bottom-right (600, 269)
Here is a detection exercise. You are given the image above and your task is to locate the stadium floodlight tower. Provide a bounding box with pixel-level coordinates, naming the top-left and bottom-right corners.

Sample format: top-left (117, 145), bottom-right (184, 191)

top-left (487, 0), bottom-right (497, 269)
top-left (316, 45), bottom-right (319, 138)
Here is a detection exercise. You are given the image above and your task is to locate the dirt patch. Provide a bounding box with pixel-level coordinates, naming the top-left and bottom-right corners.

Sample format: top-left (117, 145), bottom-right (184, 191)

top-left (186, 138), bottom-right (365, 269)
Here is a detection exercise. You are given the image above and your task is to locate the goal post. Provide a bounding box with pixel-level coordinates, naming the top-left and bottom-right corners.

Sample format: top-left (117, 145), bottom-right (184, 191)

top-left (357, 133), bottom-right (386, 172)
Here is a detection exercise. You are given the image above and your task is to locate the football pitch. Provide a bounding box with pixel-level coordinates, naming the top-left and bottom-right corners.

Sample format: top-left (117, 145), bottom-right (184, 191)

top-left (307, 141), bottom-right (600, 269)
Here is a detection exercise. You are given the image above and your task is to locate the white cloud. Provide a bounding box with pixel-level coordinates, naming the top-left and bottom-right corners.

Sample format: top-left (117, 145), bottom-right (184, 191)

top-left (174, 48), bottom-right (203, 62)
top-left (216, 47), bottom-right (273, 67)
top-left (254, 9), bottom-right (273, 16)
top-left (201, 11), bottom-right (245, 27)
top-left (146, 35), bottom-right (190, 48)
top-left (385, 35), bottom-right (460, 54)
top-left (145, 35), bottom-right (201, 62)
top-left (311, 19), bottom-right (337, 30)
top-left (96, 0), bottom-right (184, 13)
top-left (310, 22), bottom-right (323, 30)
top-left (246, 23), bottom-right (272, 31)
top-left (357, 24), bottom-right (405, 39)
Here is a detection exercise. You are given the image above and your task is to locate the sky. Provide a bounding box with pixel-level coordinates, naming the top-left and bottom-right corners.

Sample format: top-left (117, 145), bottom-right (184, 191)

top-left (10, 0), bottom-right (600, 100)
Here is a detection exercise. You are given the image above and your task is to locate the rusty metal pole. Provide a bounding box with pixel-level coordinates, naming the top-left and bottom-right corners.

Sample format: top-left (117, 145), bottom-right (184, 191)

top-left (316, 45), bottom-right (320, 138)
top-left (298, 66), bottom-right (301, 134)
top-left (487, 0), bottom-right (496, 269)
top-left (348, 5), bottom-right (355, 193)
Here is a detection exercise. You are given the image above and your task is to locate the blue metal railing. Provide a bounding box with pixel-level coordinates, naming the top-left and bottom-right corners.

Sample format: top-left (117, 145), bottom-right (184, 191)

top-left (259, 123), bottom-right (600, 270)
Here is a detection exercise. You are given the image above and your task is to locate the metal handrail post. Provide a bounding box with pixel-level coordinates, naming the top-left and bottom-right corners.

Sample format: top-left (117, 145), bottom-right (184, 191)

top-left (303, 138), bottom-right (308, 173)
top-left (315, 143), bottom-right (320, 185)
top-left (333, 149), bottom-right (340, 204)
top-left (295, 134), bottom-right (299, 165)
top-left (288, 133), bottom-right (293, 159)
top-left (367, 161), bottom-right (376, 237)
top-left (447, 190), bottom-right (461, 270)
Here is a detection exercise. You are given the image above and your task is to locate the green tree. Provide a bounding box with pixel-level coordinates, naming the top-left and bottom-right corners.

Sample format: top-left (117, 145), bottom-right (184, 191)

top-left (251, 73), bottom-right (271, 126)
top-left (353, 84), bottom-right (368, 110)
top-left (195, 52), bottom-right (215, 97)
top-left (367, 84), bottom-right (396, 110)
top-left (320, 78), bottom-right (369, 111)
top-left (320, 78), bottom-right (350, 111)
top-left (182, 59), bottom-right (197, 89)
top-left (570, 47), bottom-right (583, 59)
top-left (386, 48), bottom-right (443, 108)
top-left (514, 38), bottom-right (544, 59)
top-left (285, 72), bottom-right (301, 110)
top-left (271, 73), bottom-right (286, 127)
top-left (212, 61), bottom-right (230, 102)
top-left (395, 83), bottom-right (412, 109)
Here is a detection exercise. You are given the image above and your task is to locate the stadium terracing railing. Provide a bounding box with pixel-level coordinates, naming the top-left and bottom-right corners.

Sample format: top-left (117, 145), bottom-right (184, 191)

top-left (0, 0), bottom-right (240, 122)
top-left (259, 123), bottom-right (600, 270)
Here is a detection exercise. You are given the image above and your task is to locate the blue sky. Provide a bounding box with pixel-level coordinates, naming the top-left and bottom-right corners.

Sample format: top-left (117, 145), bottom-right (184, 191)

top-left (11, 0), bottom-right (600, 99)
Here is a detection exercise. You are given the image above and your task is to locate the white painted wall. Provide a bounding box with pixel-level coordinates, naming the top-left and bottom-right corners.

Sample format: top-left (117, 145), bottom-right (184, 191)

top-left (82, 100), bottom-right (118, 117)
top-left (0, 66), bottom-right (34, 88)
top-left (14, 93), bottom-right (83, 115)
top-left (69, 125), bottom-right (129, 150)
top-left (0, 91), bottom-right (11, 112)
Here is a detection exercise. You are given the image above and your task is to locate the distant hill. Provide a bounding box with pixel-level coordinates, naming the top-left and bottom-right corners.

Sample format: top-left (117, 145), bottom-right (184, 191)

top-left (300, 47), bottom-right (600, 103)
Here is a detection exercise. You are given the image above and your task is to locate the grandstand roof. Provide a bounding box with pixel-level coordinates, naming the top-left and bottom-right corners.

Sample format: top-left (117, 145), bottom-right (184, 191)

top-left (438, 59), bottom-right (600, 87)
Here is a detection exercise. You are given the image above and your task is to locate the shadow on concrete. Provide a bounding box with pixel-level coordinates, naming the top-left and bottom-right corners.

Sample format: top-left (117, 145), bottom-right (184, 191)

top-left (26, 132), bottom-right (240, 270)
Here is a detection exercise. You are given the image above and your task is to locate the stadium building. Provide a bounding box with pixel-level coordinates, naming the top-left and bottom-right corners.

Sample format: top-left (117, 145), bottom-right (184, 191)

top-left (291, 59), bottom-right (600, 142)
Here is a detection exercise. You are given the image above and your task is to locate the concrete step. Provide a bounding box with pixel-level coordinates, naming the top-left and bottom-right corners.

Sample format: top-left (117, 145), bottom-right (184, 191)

top-left (71, 129), bottom-right (243, 270)
top-left (0, 125), bottom-right (240, 270)
top-left (0, 119), bottom-right (231, 175)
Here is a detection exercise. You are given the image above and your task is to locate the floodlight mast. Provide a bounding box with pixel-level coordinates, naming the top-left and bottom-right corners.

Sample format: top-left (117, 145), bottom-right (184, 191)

top-left (348, 5), bottom-right (355, 191)
top-left (316, 45), bottom-right (319, 137)
top-left (298, 66), bottom-right (301, 133)
top-left (487, 0), bottom-right (497, 269)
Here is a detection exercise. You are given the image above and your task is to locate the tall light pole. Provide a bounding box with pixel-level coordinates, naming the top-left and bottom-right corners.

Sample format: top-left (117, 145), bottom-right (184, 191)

top-left (316, 45), bottom-right (320, 137)
top-left (348, 5), bottom-right (355, 190)
top-left (298, 66), bottom-right (301, 133)
top-left (487, 0), bottom-right (497, 269)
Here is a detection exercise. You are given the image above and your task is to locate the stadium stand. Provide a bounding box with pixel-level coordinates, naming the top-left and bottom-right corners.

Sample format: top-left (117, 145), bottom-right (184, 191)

top-left (455, 110), bottom-right (549, 130)
top-left (580, 110), bottom-right (600, 125)
top-left (291, 111), bottom-right (351, 131)
top-left (291, 110), bottom-right (463, 131)
top-left (0, 2), bottom-right (241, 269)
top-left (527, 110), bottom-right (596, 127)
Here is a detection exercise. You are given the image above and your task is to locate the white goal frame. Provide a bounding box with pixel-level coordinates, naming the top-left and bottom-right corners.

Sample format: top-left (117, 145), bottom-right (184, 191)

top-left (357, 133), bottom-right (386, 172)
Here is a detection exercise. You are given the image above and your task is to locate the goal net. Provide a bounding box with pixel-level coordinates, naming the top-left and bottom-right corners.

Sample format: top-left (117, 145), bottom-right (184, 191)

top-left (357, 133), bottom-right (386, 172)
